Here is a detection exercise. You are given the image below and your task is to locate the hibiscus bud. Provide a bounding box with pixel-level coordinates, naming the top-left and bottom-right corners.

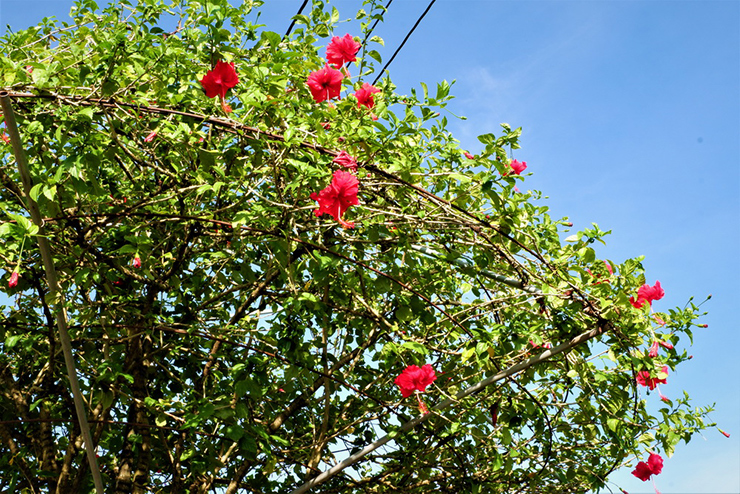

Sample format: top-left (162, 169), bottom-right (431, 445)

top-left (699, 324), bottom-right (708, 328)
top-left (564, 222), bottom-right (573, 227)
top-left (8, 271), bottom-right (19, 288)
top-left (718, 428), bottom-right (730, 438)
top-left (417, 399), bottom-right (430, 415)
top-left (132, 257), bottom-right (142, 269)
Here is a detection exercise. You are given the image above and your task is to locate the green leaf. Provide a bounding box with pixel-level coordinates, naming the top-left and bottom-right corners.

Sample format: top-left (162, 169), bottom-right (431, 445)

top-left (155, 415), bottom-right (167, 427)
top-left (401, 341), bottom-right (428, 355)
top-left (43, 185), bottom-right (56, 201)
top-left (5, 335), bottom-right (22, 349)
top-left (29, 183), bottom-right (44, 202)
top-left (607, 418), bottom-right (620, 432)
top-left (225, 425), bottom-right (244, 442)
top-left (448, 172), bottom-right (472, 183)
top-left (367, 49), bottom-right (382, 64)
top-left (396, 305), bottom-right (413, 321)
top-left (298, 292), bottom-right (318, 303)
top-left (78, 107), bottom-right (95, 121)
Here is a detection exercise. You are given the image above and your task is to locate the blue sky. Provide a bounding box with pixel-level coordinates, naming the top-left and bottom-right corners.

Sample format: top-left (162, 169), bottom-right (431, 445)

top-left (2, 1), bottom-right (738, 492)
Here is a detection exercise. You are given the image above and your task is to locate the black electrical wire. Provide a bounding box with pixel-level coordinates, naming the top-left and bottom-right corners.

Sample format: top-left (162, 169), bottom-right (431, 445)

top-left (284, 0), bottom-right (310, 39)
top-left (371, 0), bottom-right (437, 86)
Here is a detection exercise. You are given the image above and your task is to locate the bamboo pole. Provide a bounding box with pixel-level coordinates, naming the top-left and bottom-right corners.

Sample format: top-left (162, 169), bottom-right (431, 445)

top-left (0, 91), bottom-right (104, 494)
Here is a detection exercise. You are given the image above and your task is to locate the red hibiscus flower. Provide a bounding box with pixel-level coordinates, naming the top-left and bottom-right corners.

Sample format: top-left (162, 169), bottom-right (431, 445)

top-left (648, 341), bottom-right (660, 358)
top-left (529, 340), bottom-right (552, 349)
top-left (639, 281), bottom-right (665, 303)
top-left (200, 61), bottom-right (239, 113)
top-left (636, 365), bottom-right (668, 390)
top-left (307, 65), bottom-right (344, 103)
top-left (354, 82), bottom-right (381, 110)
top-left (310, 170), bottom-right (359, 229)
top-left (658, 388), bottom-right (670, 402)
top-left (588, 260), bottom-right (614, 285)
top-left (632, 453), bottom-right (663, 481)
top-left (508, 159), bottom-right (527, 175)
top-left (326, 34), bottom-right (361, 68)
top-left (132, 256), bottom-right (142, 269)
top-left (630, 281), bottom-right (664, 309)
top-left (144, 131), bottom-right (157, 142)
top-left (201, 60), bottom-right (239, 99)
top-left (394, 364), bottom-right (437, 398)
top-left (8, 271), bottom-right (19, 288)
top-left (332, 151), bottom-right (358, 172)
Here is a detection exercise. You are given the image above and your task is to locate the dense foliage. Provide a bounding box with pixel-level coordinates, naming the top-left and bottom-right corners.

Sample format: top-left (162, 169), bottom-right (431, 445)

top-left (0, 0), bottom-right (713, 492)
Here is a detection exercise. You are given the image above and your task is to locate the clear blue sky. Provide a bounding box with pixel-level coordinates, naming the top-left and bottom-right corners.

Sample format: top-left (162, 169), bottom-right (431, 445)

top-left (2, 1), bottom-right (738, 492)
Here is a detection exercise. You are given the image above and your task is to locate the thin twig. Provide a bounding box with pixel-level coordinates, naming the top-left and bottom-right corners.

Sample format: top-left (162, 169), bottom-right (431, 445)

top-left (290, 320), bottom-right (611, 494)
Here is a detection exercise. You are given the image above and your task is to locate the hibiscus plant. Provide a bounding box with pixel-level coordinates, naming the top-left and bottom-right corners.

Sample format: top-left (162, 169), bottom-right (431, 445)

top-left (0, 0), bottom-right (716, 493)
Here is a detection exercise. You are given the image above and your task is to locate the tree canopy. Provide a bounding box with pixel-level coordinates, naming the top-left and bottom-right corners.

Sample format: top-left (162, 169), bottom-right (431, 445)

top-left (0, 0), bottom-right (714, 492)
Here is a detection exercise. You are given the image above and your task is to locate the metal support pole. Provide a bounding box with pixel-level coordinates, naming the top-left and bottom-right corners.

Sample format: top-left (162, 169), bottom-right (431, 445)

top-left (0, 91), bottom-right (104, 494)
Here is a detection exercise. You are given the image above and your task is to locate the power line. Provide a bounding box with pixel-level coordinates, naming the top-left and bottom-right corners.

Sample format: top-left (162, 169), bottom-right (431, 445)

top-left (284, 0), bottom-right (310, 39)
top-left (371, 0), bottom-right (437, 86)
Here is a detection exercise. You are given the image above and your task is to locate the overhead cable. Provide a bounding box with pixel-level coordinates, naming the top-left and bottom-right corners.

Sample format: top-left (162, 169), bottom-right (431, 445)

top-left (284, 0), bottom-right (310, 39)
top-left (371, 0), bottom-right (437, 86)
